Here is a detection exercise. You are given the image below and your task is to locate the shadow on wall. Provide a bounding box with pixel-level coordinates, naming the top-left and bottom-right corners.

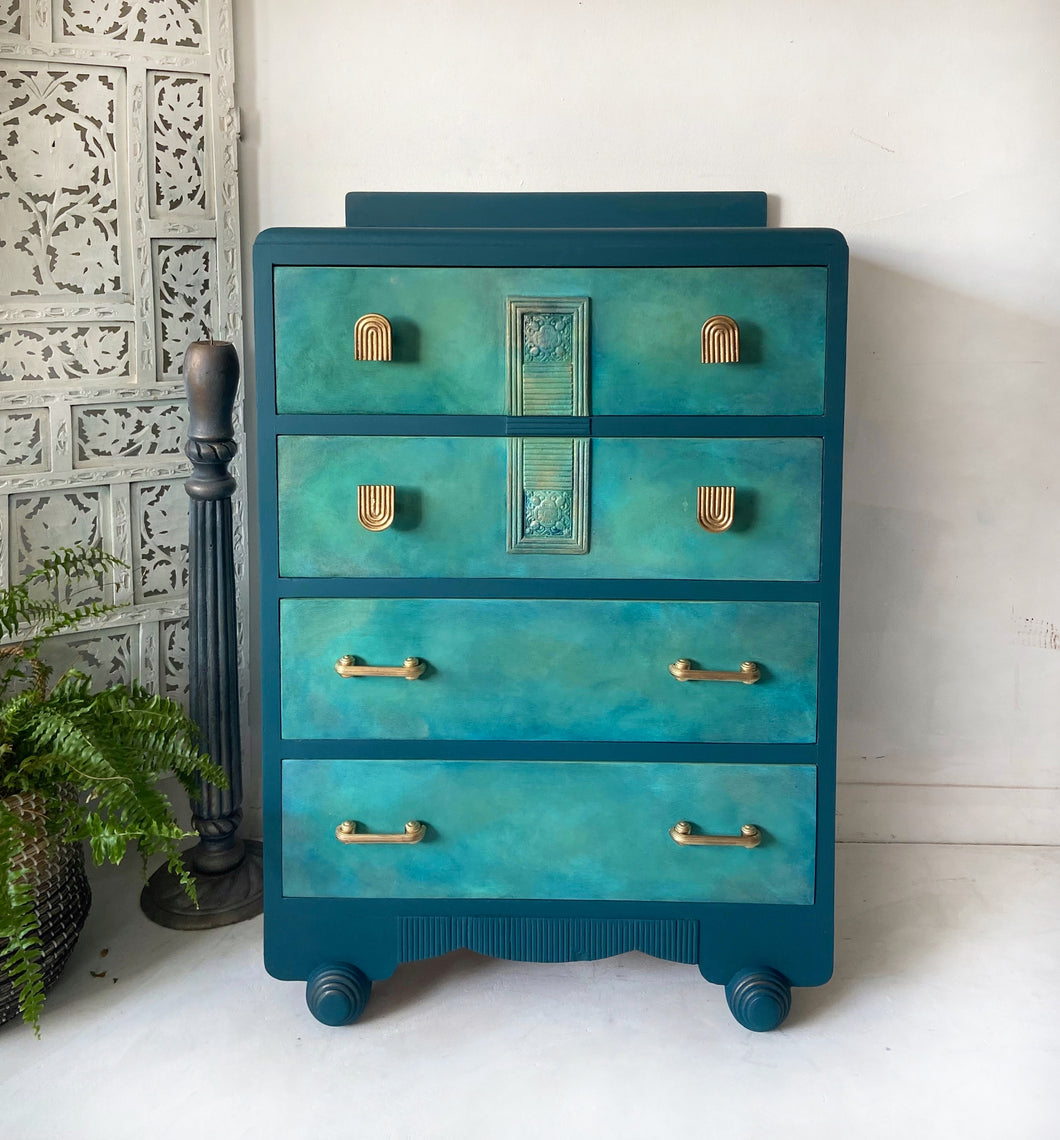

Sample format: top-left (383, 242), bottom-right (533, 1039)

top-left (837, 255), bottom-right (1059, 784)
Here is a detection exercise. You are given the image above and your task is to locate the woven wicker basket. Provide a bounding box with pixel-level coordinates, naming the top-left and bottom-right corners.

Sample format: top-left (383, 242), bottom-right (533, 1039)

top-left (0, 791), bottom-right (92, 1027)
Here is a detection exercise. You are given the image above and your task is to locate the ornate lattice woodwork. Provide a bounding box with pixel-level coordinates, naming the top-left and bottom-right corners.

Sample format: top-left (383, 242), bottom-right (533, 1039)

top-left (0, 1), bottom-right (245, 730)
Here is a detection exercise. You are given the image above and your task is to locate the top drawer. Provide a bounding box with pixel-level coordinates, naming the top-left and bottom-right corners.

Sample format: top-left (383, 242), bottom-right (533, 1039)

top-left (273, 266), bottom-right (827, 416)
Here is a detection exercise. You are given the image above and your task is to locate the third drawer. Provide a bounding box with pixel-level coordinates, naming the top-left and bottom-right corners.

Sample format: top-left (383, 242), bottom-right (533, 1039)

top-left (279, 598), bottom-right (819, 743)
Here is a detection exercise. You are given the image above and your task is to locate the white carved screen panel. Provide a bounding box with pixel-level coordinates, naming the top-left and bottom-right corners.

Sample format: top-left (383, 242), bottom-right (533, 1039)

top-left (0, 1), bottom-right (245, 727)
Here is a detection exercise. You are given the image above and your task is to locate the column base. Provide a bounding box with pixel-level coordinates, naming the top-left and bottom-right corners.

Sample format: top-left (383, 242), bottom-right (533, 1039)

top-left (140, 839), bottom-right (262, 930)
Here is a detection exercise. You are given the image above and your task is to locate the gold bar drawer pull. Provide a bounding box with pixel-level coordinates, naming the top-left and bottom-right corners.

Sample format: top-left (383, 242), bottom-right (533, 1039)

top-left (669, 659), bottom-right (760, 684)
top-left (336, 820), bottom-right (427, 845)
top-left (670, 821), bottom-right (761, 848)
top-left (334, 654), bottom-right (426, 680)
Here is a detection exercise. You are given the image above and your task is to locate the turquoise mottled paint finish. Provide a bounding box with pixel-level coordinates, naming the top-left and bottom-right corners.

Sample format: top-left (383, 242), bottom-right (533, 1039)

top-left (280, 599), bottom-right (819, 742)
top-left (256, 199), bottom-right (849, 1018)
top-left (273, 266), bottom-right (826, 416)
top-left (277, 435), bottom-right (823, 580)
top-left (281, 759), bottom-right (817, 905)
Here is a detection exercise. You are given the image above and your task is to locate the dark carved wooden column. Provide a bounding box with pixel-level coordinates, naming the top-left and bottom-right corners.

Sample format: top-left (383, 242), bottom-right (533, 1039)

top-left (141, 340), bottom-right (262, 929)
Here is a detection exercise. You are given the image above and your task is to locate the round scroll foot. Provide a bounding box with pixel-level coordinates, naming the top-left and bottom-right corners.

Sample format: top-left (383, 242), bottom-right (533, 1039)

top-left (306, 963), bottom-right (372, 1026)
top-left (724, 966), bottom-right (792, 1032)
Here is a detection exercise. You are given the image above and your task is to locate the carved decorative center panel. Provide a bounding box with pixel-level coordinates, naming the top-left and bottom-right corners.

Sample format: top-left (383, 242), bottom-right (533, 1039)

top-left (507, 298), bottom-right (590, 554)
top-left (523, 489), bottom-right (573, 539)
top-left (522, 312), bottom-right (572, 364)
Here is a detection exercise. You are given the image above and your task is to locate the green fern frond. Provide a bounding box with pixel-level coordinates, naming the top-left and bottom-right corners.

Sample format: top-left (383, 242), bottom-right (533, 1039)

top-left (0, 802), bottom-right (45, 1036)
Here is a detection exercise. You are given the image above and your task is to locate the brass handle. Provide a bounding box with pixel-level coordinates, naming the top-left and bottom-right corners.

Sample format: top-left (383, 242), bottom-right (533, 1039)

top-left (336, 820), bottom-right (426, 844)
top-left (669, 659), bottom-right (760, 684)
top-left (334, 654), bottom-right (426, 680)
top-left (670, 821), bottom-right (761, 848)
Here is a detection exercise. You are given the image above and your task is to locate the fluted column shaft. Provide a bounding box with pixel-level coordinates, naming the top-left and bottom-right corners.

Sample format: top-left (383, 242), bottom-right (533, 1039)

top-left (184, 340), bottom-right (244, 876)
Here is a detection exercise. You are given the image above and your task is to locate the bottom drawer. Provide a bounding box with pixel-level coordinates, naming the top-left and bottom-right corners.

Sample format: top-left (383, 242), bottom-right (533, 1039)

top-left (281, 759), bottom-right (816, 905)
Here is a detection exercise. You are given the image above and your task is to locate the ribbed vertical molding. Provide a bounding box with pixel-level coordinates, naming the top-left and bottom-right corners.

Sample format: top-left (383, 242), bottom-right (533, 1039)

top-left (399, 917), bottom-right (699, 965)
top-left (140, 340), bottom-right (261, 928)
top-left (188, 495), bottom-right (242, 864)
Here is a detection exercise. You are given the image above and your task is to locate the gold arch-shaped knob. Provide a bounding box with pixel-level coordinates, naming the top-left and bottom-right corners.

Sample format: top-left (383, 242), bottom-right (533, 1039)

top-left (354, 313), bottom-right (393, 361)
top-left (697, 485), bottom-right (734, 532)
top-left (357, 484), bottom-right (395, 531)
top-left (701, 315), bottom-right (739, 363)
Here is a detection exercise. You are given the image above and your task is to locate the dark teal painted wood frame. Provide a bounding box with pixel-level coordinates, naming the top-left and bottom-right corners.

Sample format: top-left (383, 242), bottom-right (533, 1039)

top-left (345, 190), bottom-right (769, 229)
top-left (254, 194), bottom-right (847, 1029)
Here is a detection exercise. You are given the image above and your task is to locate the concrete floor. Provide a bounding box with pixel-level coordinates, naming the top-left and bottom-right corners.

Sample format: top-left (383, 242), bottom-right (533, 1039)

top-left (1, 843), bottom-right (1057, 1139)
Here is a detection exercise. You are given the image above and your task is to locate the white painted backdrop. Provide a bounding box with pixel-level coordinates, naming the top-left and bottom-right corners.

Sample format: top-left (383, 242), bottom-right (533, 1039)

top-left (233, 0), bottom-right (1060, 844)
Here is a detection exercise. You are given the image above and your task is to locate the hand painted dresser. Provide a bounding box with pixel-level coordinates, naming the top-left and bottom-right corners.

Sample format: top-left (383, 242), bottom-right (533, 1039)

top-left (254, 192), bottom-right (847, 1031)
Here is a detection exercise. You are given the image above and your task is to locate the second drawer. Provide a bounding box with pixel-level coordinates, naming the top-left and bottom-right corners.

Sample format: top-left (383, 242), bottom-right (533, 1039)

top-left (277, 435), bottom-right (823, 580)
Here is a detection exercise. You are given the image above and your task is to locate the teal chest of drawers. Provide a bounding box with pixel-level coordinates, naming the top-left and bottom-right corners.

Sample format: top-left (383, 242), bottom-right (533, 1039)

top-left (255, 193), bottom-right (848, 1031)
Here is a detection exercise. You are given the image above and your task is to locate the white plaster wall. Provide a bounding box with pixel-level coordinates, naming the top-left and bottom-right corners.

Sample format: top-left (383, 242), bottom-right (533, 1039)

top-left (233, 0), bottom-right (1060, 843)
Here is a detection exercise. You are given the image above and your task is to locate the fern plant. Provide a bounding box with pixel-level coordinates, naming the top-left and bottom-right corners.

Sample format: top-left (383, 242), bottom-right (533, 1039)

top-left (0, 545), bottom-right (226, 1033)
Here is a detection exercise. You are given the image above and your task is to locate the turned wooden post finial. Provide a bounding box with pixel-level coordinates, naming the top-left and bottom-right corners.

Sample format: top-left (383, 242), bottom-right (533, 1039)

top-left (184, 339), bottom-right (240, 501)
